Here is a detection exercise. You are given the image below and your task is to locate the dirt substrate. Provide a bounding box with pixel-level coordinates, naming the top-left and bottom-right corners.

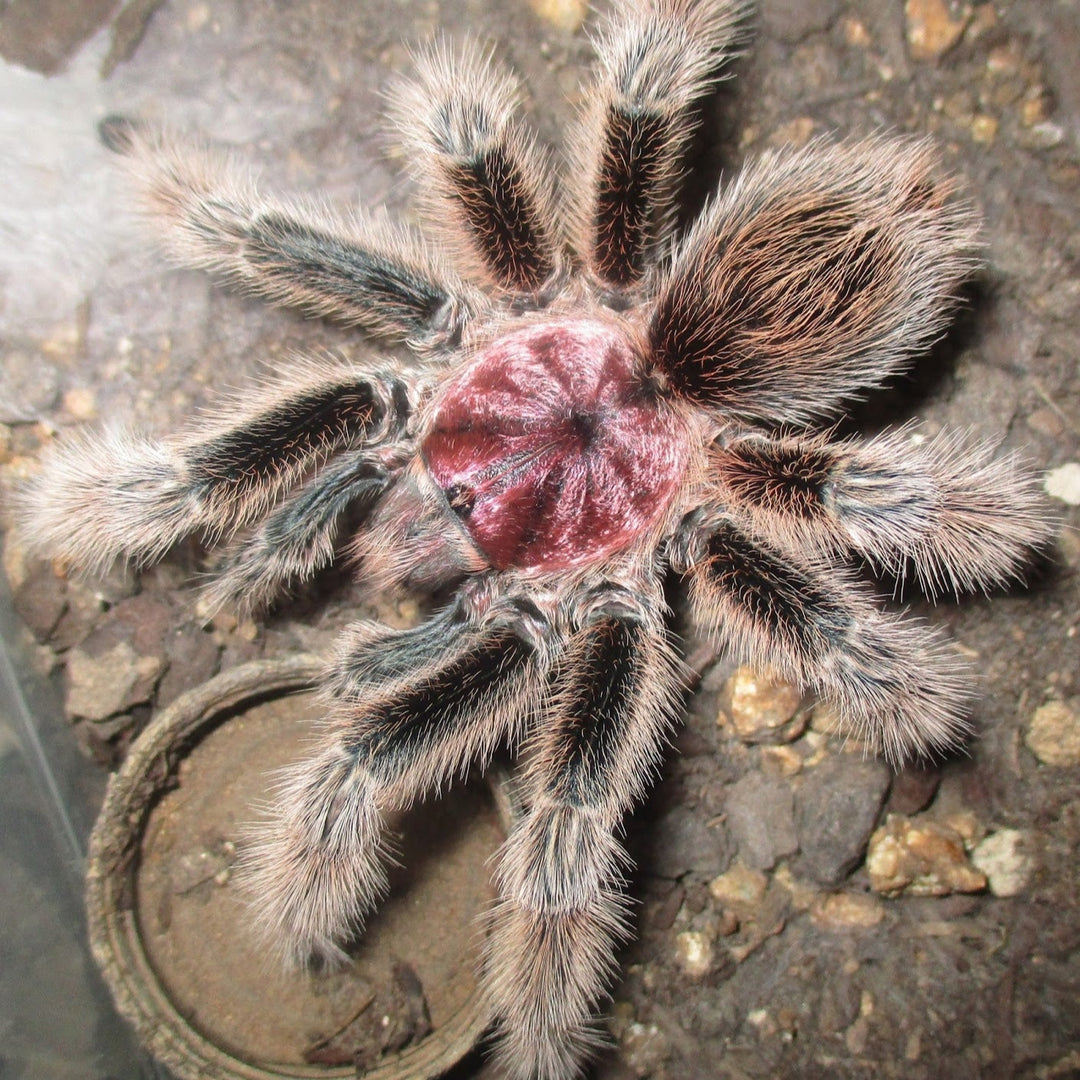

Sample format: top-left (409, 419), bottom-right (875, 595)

top-left (1, 1), bottom-right (1078, 1078)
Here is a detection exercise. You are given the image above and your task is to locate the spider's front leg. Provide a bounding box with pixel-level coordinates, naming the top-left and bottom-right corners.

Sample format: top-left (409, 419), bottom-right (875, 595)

top-left (486, 581), bottom-right (682, 1080)
top-left (711, 429), bottom-right (1052, 598)
top-left (203, 449), bottom-right (398, 614)
top-left (18, 358), bottom-right (411, 576)
top-left (567, 0), bottom-right (749, 291)
top-left (98, 117), bottom-right (482, 347)
top-left (671, 511), bottom-right (971, 764)
top-left (244, 586), bottom-right (555, 965)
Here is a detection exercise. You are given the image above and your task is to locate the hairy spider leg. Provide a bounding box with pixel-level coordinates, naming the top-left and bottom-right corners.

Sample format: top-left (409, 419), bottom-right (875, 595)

top-left (391, 40), bottom-right (564, 294)
top-left (647, 138), bottom-right (979, 425)
top-left (486, 582), bottom-right (682, 1080)
top-left (244, 591), bottom-right (555, 965)
top-left (672, 512), bottom-right (971, 764)
top-left (568, 0), bottom-right (750, 291)
top-left (205, 452), bottom-right (398, 613)
top-left (99, 116), bottom-right (482, 348)
top-left (19, 360), bottom-right (411, 573)
top-left (712, 429), bottom-right (1053, 599)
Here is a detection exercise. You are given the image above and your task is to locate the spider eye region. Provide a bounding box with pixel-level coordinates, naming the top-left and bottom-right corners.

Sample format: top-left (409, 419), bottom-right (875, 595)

top-left (422, 319), bottom-right (688, 572)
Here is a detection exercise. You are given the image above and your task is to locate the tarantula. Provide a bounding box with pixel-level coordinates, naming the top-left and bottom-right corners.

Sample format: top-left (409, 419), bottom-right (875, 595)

top-left (20, 0), bottom-right (1051, 1076)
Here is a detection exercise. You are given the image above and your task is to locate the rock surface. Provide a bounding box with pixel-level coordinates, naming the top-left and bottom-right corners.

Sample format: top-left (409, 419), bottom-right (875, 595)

top-left (794, 754), bottom-right (892, 885)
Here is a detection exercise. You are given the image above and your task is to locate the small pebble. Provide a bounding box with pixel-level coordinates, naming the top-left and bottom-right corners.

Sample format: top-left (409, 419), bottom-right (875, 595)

top-left (620, 1021), bottom-right (671, 1077)
top-left (842, 17), bottom-right (872, 49)
top-left (673, 930), bottom-right (714, 979)
top-left (760, 744), bottom-right (804, 777)
top-left (1020, 88), bottom-right (1052, 127)
top-left (746, 1008), bottom-right (772, 1033)
top-left (971, 829), bottom-right (1035, 897)
top-left (888, 764), bottom-right (942, 816)
top-left (1025, 699), bottom-right (1080, 766)
top-left (866, 815), bottom-right (986, 897)
top-left (810, 892), bottom-right (886, 930)
top-left (986, 43), bottom-right (1022, 77)
top-left (62, 387), bottom-right (98, 421)
top-left (646, 807), bottom-right (729, 879)
top-left (844, 991), bottom-right (875, 1054)
top-left (905, 1030), bottom-right (923, 1061)
top-left (12, 560), bottom-right (67, 641)
top-left (529, 0), bottom-right (587, 33)
top-left (708, 863), bottom-right (768, 915)
top-left (970, 114), bottom-right (998, 144)
top-left (794, 754), bottom-right (890, 885)
top-left (905, 0), bottom-right (972, 61)
top-left (719, 666), bottom-right (807, 744)
top-left (1021, 122), bottom-right (1065, 150)
top-left (40, 324), bottom-right (81, 362)
top-left (845, 1015), bottom-right (871, 1055)
top-left (724, 772), bottom-right (798, 870)
top-left (65, 641), bottom-right (157, 720)
top-left (768, 117), bottom-right (816, 149)
top-left (1044, 463), bottom-right (1080, 506)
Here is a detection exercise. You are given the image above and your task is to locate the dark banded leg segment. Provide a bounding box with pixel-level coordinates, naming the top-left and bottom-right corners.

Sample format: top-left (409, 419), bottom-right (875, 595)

top-left (712, 430), bottom-right (1053, 598)
top-left (99, 117), bottom-right (479, 347)
top-left (672, 513), bottom-right (970, 763)
top-left (245, 592), bottom-right (554, 964)
top-left (487, 584), bottom-right (681, 1080)
top-left (389, 42), bottom-right (564, 294)
top-left (569, 0), bottom-right (749, 291)
top-left (21, 361), bottom-right (411, 572)
top-left (647, 138), bottom-right (979, 424)
top-left (204, 452), bottom-right (396, 613)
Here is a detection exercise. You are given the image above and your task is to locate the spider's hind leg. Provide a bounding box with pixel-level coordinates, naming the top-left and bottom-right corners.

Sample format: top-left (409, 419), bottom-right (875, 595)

top-left (487, 580), bottom-right (682, 1080)
top-left (389, 42), bottom-right (565, 295)
top-left (712, 428), bottom-right (1053, 599)
top-left (567, 0), bottom-right (750, 293)
top-left (672, 511), bottom-right (971, 764)
top-left (243, 586), bottom-right (555, 965)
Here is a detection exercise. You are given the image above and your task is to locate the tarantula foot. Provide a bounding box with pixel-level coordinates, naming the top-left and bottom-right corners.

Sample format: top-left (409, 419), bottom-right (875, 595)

top-left (241, 750), bottom-right (390, 968)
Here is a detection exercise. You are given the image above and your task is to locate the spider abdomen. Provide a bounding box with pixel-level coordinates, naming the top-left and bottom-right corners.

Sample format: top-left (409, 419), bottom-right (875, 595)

top-left (422, 318), bottom-right (687, 572)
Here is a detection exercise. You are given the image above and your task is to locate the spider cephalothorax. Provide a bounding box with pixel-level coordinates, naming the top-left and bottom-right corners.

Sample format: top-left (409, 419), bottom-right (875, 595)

top-left (20, 1), bottom-right (1051, 1077)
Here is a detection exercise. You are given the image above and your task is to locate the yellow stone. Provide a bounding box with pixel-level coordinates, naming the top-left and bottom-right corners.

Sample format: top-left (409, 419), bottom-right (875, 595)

top-left (768, 117), bottom-right (817, 149)
top-left (673, 930), bottom-right (714, 978)
top-left (867, 815), bottom-right (986, 897)
top-left (1026, 699), bottom-right (1080, 766)
top-left (529, 0), bottom-right (588, 34)
top-left (810, 892), bottom-right (886, 930)
top-left (708, 863), bottom-right (768, 914)
top-left (970, 114), bottom-right (999, 143)
top-left (719, 665), bottom-right (807, 744)
top-left (905, 0), bottom-right (972, 61)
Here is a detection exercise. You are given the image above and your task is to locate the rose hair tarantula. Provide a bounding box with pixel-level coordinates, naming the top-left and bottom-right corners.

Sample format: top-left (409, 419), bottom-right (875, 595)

top-left (20, 0), bottom-right (1052, 1076)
